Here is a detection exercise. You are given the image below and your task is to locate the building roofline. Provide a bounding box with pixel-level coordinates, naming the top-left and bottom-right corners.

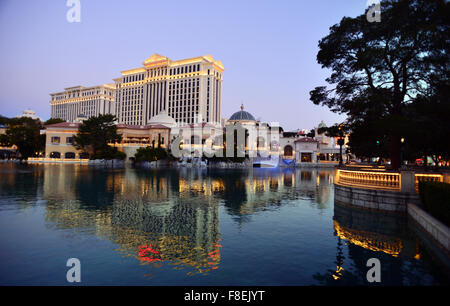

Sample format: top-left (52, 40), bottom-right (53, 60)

top-left (50, 84), bottom-right (115, 96)
top-left (118, 54), bottom-right (225, 77)
top-left (44, 122), bottom-right (80, 129)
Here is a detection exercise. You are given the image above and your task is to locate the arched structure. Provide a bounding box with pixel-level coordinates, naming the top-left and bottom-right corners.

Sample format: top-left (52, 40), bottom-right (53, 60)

top-left (50, 152), bottom-right (61, 159)
top-left (65, 152), bottom-right (76, 159)
top-left (284, 145), bottom-right (293, 157)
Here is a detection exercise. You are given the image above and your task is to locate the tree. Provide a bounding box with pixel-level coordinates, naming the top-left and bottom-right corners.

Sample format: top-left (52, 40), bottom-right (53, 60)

top-left (135, 146), bottom-right (167, 162)
top-left (347, 119), bottom-right (390, 162)
top-left (306, 129), bottom-right (315, 138)
top-left (402, 81), bottom-right (450, 166)
top-left (0, 115), bottom-right (10, 125)
top-left (310, 0), bottom-right (449, 169)
top-left (318, 124), bottom-right (348, 165)
top-left (44, 118), bottom-right (65, 125)
top-left (0, 116), bottom-right (44, 159)
top-left (73, 114), bottom-right (122, 159)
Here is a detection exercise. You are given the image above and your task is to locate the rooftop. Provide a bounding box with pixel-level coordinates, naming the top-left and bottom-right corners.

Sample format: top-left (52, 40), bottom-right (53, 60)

top-left (229, 104), bottom-right (256, 122)
top-left (295, 137), bottom-right (318, 143)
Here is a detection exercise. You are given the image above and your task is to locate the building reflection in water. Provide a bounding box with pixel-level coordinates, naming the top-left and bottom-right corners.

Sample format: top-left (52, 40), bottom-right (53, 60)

top-left (313, 201), bottom-right (427, 285)
top-left (40, 165), bottom-right (334, 277)
top-left (3, 163), bottom-right (445, 284)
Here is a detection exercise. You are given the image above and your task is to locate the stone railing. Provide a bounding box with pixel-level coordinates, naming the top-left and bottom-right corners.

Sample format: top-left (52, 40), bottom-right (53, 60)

top-left (27, 157), bottom-right (90, 163)
top-left (414, 173), bottom-right (444, 192)
top-left (335, 169), bottom-right (401, 191)
top-left (336, 168), bottom-right (446, 194)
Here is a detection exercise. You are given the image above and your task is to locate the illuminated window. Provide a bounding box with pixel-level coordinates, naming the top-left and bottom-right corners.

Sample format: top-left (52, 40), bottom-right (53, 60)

top-left (51, 137), bottom-right (60, 144)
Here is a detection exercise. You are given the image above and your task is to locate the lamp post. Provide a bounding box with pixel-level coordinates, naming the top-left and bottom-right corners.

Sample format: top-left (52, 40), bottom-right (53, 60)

top-left (337, 124), bottom-right (344, 166)
top-left (337, 138), bottom-right (344, 166)
top-left (400, 137), bottom-right (405, 167)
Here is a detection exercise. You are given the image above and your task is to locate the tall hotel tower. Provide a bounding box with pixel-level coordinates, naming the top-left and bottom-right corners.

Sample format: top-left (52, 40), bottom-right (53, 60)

top-left (50, 84), bottom-right (116, 122)
top-left (114, 54), bottom-right (224, 126)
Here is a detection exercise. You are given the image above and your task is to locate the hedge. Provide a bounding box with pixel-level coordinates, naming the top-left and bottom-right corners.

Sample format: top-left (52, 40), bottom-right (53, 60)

top-left (135, 147), bottom-right (167, 162)
top-left (418, 181), bottom-right (450, 227)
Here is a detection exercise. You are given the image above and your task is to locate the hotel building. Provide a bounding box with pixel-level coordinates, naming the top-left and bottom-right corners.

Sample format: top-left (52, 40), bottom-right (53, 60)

top-left (114, 54), bottom-right (224, 126)
top-left (42, 121), bottom-right (170, 160)
top-left (50, 84), bottom-right (116, 122)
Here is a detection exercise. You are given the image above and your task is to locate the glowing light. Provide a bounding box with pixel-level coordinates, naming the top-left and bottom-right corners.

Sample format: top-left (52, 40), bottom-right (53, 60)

top-left (334, 220), bottom-right (402, 257)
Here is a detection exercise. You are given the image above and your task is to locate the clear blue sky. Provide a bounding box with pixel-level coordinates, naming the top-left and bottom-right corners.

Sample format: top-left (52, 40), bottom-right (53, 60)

top-left (0, 0), bottom-right (367, 131)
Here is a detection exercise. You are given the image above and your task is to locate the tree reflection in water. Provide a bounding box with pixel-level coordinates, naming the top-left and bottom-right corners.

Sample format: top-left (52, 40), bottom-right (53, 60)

top-left (40, 165), bottom-right (335, 277)
top-left (313, 202), bottom-right (447, 285)
top-left (0, 163), bottom-right (447, 284)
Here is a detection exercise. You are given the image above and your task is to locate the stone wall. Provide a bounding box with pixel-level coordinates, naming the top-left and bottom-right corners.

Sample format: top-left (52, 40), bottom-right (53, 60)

top-left (408, 203), bottom-right (450, 253)
top-left (334, 184), bottom-right (419, 213)
top-left (295, 162), bottom-right (337, 168)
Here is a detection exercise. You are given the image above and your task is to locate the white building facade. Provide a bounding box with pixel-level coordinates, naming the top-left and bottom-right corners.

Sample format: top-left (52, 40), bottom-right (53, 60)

top-left (50, 84), bottom-right (116, 122)
top-left (114, 54), bottom-right (224, 126)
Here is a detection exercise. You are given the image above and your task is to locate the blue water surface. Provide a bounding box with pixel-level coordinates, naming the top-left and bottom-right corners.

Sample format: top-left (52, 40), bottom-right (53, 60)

top-left (0, 163), bottom-right (448, 286)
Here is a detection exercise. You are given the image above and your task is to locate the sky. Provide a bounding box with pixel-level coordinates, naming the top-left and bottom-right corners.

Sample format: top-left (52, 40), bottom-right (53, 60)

top-left (0, 0), bottom-right (368, 131)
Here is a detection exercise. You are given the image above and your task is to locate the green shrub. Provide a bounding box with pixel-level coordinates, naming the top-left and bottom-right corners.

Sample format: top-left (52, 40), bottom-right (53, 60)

top-left (135, 146), bottom-right (167, 162)
top-left (418, 181), bottom-right (450, 226)
top-left (113, 150), bottom-right (126, 160)
top-left (90, 146), bottom-right (126, 160)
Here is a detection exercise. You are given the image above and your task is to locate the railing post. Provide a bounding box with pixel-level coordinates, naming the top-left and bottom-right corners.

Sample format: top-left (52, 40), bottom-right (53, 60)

top-left (400, 170), bottom-right (415, 193)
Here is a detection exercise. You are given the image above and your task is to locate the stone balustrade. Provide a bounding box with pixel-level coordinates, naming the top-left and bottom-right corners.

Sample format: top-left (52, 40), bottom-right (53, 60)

top-left (336, 169), bottom-right (401, 191)
top-left (336, 168), bottom-right (445, 194)
top-left (334, 168), bottom-right (446, 213)
top-left (27, 157), bottom-right (90, 163)
top-left (414, 173), bottom-right (444, 192)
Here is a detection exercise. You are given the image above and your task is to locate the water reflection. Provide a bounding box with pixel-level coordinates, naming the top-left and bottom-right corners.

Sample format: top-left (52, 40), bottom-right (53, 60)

top-left (313, 202), bottom-right (444, 285)
top-left (38, 166), bottom-right (333, 276)
top-left (1, 164), bottom-right (447, 284)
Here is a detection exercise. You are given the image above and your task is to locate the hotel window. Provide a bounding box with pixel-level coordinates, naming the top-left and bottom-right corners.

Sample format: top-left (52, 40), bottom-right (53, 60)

top-left (51, 136), bottom-right (60, 144)
top-left (66, 137), bottom-right (74, 144)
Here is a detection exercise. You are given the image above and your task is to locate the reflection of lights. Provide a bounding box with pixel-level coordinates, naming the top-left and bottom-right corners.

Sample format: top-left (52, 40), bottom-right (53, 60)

top-left (138, 244), bottom-right (162, 263)
top-left (332, 266), bottom-right (344, 280)
top-left (207, 240), bottom-right (222, 270)
top-left (178, 179), bottom-right (224, 195)
top-left (414, 242), bottom-right (421, 260)
top-left (333, 220), bottom-right (402, 257)
top-left (132, 236), bottom-right (222, 275)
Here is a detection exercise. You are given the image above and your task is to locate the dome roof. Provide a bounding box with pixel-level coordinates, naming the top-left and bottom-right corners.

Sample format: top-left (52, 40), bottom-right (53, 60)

top-left (148, 110), bottom-right (177, 127)
top-left (229, 104), bottom-right (256, 121)
top-left (318, 120), bottom-right (327, 129)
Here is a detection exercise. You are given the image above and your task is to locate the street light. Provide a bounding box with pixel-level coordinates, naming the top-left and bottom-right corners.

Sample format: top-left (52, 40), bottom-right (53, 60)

top-left (338, 124), bottom-right (344, 166)
top-left (400, 137), bottom-right (405, 166)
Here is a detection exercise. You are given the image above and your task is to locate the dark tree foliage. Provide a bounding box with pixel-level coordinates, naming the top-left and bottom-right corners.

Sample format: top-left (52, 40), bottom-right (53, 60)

top-left (44, 118), bottom-right (65, 125)
top-left (310, 0), bottom-right (449, 169)
top-left (318, 124), bottom-right (346, 139)
top-left (0, 116), bottom-right (44, 159)
top-left (306, 129), bottom-right (315, 138)
top-left (0, 115), bottom-right (10, 125)
top-left (318, 124), bottom-right (348, 165)
top-left (402, 81), bottom-right (450, 164)
top-left (73, 114), bottom-right (123, 159)
top-left (135, 147), bottom-right (168, 162)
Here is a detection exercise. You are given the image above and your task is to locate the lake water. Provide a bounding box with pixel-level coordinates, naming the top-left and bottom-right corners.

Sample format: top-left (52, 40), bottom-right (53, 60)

top-left (0, 163), bottom-right (448, 286)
